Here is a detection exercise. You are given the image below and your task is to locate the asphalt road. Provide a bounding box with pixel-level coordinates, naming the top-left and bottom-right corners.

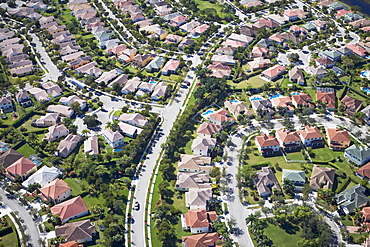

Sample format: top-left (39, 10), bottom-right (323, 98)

top-left (0, 189), bottom-right (40, 247)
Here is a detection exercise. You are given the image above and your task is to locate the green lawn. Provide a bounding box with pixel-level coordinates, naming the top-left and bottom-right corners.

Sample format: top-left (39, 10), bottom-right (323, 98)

top-left (349, 232), bottom-right (369, 244)
top-left (194, 0), bottom-right (223, 17)
top-left (310, 146), bottom-right (336, 162)
top-left (82, 194), bottom-right (106, 210)
top-left (64, 178), bottom-right (85, 197)
top-left (285, 151), bottom-right (306, 161)
top-left (16, 144), bottom-right (35, 157)
top-left (159, 74), bottom-right (184, 83)
top-left (172, 193), bottom-right (193, 246)
top-left (228, 75), bottom-right (282, 89)
top-left (263, 223), bottom-right (303, 246)
top-left (150, 171), bottom-right (163, 247)
top-left (0, 216), bottom-right (19, 247)
top-left (20, 114), bottom-right (48, 132)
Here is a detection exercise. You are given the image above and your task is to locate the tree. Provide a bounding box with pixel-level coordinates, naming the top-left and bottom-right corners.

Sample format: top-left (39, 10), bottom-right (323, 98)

top-left (83, 114), bottom-right (99, 127)
top-left (283, 179), bottom-right (295, 196)
top-left (70, 102), bottom-right (82, 115)
top-left (287, 53), bottom-right (299, 63)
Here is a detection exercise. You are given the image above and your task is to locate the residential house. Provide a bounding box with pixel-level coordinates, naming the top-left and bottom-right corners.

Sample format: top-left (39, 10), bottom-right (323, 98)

top-left (281, 32), bottom-right (302, 44)
top-left (171, 15), bottom-right (187, 26)
top-left (255, 166), bottom-right (280, 197)
top-left (164, 34), bottom-right (183, 44)
top-left (106, 44), bottom-right (127, 56)
top-left (207, 62), bottom-right (232, 78)
top-left (178, 37), bottom-right (195, 49)
top-left (208, 109), bottom-right (234, 125)
top-left (271, 96), bottom-right (294, 114)
top-left (55, 220), bottom-right (96, 243)
top-left (249, 96), bottom-right (273, 115)
top-left (290, 25), bottom-right (307, 35)
top-left (59, 95), bottom-right (86, 110)
top-left (51, 196), bottom-right (89, 223)
top-left (0, 149), bottom-right (23, 169)
top-left (102, 129), bottom-right (124, 148)
top-left (361, 105), bottom-right (370, 125)
top-left (39, 178), bottom-right (72, 204)
top-left (99, 39), bottom-right (120, 50)
top-left (256, 18), bottom-right (279, 28)
top-left (345, 44), bottom-right (367, 57)
top-left (189, 24), bottom-right (209, 36)
top-left (335, 184), bottom-right (370, 214)
top-left (62, 51), bottom-right (84, 63)
top-left (315, 57), bottom-right (335, 68)
top-left (22, 166), bottom-right (60, 188)
top-left (42, 82), bottom-right (62, 98)
top-left (282, 169), bottom-right (306, 191)
top-left (32, 113), bottom-right (60, 127)
top-left (15, 90), bottom-right (32, 107)
top-left (215, 46), bottom-right (235, 56)
top-left (118, 113), bottom-right (147, 127)
top-left (312, 20), bottom-right (327, 30)
top-left (309, 165), bottom-right (335, 190)
top-left (341, 95), bottom-right (363, 115)
top-left (5, 157), bottom-right (37, 181)
top-left (349, 19), bottom-right (370, 29)
top-left (108, 74), bottom-right (129, 88)
top-left (176, 173), bottom-right (211, 191)
top-left (268, 33), bottom-right (285, 44)
top-left (182, 233), bottom-right (220, 247)
top-left (320, 50), bottom-right (342, 62)
top-left (84, 135), bottom-right (99, 156)
top-left (118, 122), bottom-right (142, 138)
top-left (196, 122), bottom-right (222, 138)
top-left (178, 154), bottom-right (212, 173)
top-left (185, 188), bottom-right (212, 210)
top-left (304, 66), bottom-right (327, 78)
top-left (191, 137), bottom-right (216, 157)
top-left (251, 47), bottom-right (269, 58)
top-left (181, 209), bottom-right (217, 234)
top-left (179, 20), bottom-right (200, 33)
top-left (326, 128), bottom-right (351, 150)
top-left (298, 126), bottom-right (324, 147)
top-left (316, 88), bottom-right (336, 110)
top-left (344, 145), bottom-right (370, 166)
top-left (329, 2), bottom-right (347, 10)
top-left (151, 82), bottom-right (167, 100)
top-left (284, 9), bottom-right (298, 21)
top-left (140, 24), bottom-right (168, 40)
top-left (211, 55), bottom-right (235, 65)
top-left (96, 69), bottom-right (120, 85)
top-left (47, 105), bottom-right (74, 118)
top-left (289, 67), bottom-right (305, 86)
top-left (145, 56), bottom-right (166, 72)
top-left (161, 59), bottom-right (180, 75)
top-left (132, 54), bottom-right (153, 67)
top-left (75, 61), bottom-right (103, 77)
top-left (224, 100), bottom-right (253, 118)
top-left (267, 14), bottom-right (287, 25)
top-left (121, 77), bottom-right (141, 94)
top-left (0, 96), bottom-right (13, 112)
top-left (68, 56), bottom-right (91, 69)
top-left (58, 134), bottom-right (81, 158)
top-left (357, 162), bottom-right (370, 180)
top-left (292, 93), bottom-right (314, 108)
top-left (276, 129), bottom-right (301, 152)
top-left (136, 82), bottom-right (156, 96)
top-left (261, 65), bottom-right (286, 81)
top-left (255, 134), bottom-right (280, 156)
top-left (44, 124), bottom-right (69, 142)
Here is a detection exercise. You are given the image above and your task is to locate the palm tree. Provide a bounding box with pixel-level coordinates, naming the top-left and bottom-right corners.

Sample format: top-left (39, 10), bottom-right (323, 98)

top-left (81, 129), bottom-right (91, 136)
top-left (105, 121), bottom-right (118, 131)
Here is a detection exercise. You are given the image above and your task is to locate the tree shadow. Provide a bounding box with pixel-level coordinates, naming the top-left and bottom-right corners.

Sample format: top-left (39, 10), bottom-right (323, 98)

top-left (280, 222), bottom-right (299, 235)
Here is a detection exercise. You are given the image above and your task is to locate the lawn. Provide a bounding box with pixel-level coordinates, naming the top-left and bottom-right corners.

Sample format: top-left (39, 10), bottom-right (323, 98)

top-left (285, 151), bottom-right (306, 161)
top-left (0, 215), bottom-right (19, 247)
top-left (228, 75), bottom-right (282, 89)
top-left (194, 0), bottom-right (223, 17)
top-left (150, 171), bottom-right (163, 247)
top-left (172, 193), bottom-right (193, 247)
top-left (310, 146), bottom-right (336, 162)
top-left (263, 223), bottom-right (303, 246)
top-left (82, 194), bottom-right (106, 211)
top-left (159, 74), bottom-right (184, 83)
top-left (20, 114), bottom-right (47, 132)
top-left (64, 177), bottom-right (86, 197)
top-left (16, 144), bottom-right (35, 157)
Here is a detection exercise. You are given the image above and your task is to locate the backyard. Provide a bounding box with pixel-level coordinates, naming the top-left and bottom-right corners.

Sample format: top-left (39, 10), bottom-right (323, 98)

top-left (16, 144), bottom-right (35, 157)
top-left (0, 216), bottom-right (19, 247)
top-left (228, 75), bottom-right (282, 89)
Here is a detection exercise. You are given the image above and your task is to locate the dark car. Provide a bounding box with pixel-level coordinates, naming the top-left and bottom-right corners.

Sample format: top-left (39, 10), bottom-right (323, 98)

top-left (187, 81), bottom-right (191, 86)
top-left (134, 201), bottom-right (140, 211)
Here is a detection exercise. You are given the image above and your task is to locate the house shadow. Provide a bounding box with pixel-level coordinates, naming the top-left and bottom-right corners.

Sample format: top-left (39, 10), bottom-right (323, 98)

top-left (280, 222), bottom-right (299, 234)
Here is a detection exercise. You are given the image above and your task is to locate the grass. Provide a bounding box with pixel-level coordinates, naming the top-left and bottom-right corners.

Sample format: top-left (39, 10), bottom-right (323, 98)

top-left (20, 115), bottom-right (47, 132)
top-left (150, 171), bottom-right (163, 247)
top-left (194, 0), bottom-right (223, 17)
top-left (159, 74), bottom-right (184, 83)
top-left (228, 75), bottom-right (282, 89)
top-left (16, 144), bottom-right (35, 157)
top-left (310, 146), bottom-right (336, 162)
top-left (82, 194), bottom-right (106, 211)
top-left (64, 177), bottom-right (86, 196)
top-left (172, 193), bottom-right (193, 247)
top-left (0, 216), bottom-right (19, 247)
top-left (263, 223), bottom-right (303, 246)
top-left (349, 232), bottom-right (369, 244)
top-left (285, 151), bottom-right (306, 161)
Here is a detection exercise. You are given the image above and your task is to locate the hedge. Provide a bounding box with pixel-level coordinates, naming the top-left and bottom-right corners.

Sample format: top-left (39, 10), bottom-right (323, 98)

top-left (0, 226), bottom-right (13, 236)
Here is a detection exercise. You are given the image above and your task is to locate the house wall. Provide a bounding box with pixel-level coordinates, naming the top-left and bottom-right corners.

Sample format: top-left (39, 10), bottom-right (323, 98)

top-left (190, 226), bottom-right (210, 234)
top-left (63, 210), bottom-right (89, 223)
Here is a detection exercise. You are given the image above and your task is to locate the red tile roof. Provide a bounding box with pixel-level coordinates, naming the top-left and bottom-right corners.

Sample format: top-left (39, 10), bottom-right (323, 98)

top-left (358, 163), bottom-right (370, 179)
top-left (255, 134), bottom-right (279, 148)
top-left (345, 44), bottom-right (367, 56)
top-left (327, 128), bottom-right (350, 142)
top-left (6, 157), bottom-right (35, 177)
top-left (298, 126), bottom-right (323, 140)
top-left (276, 129), bottom-right (301, 143)
top-left (262, 65), bottom-right (286, 78)
top-left (184, 209), bottom-right (217, 228)
top-left (182, 232), bottom-right (220, 247)
top-left (39, 178), bottom-right (71, 200)
top-left (51, 196), bottom-right (88, 221)
top-left (316, 91), bottom-right (336, 109)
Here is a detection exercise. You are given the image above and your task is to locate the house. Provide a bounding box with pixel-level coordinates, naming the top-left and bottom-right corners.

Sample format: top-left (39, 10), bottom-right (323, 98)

top-left (268, 33), bottom-right (285, 44)
top-left (249, 97), bottom-right (273, 115)
top-left (106, 44), bottom-right (127, 56)
top-left (118, 122), bottom-right (142, 138)
top-left (255, 166), bottom-right (280, 197)
top-left (182, 233), bottom-right (220, 247)
top-left (42, 82), bottom-right (62, 98)
top-left (191, 137), bottom-right (216, 156)
top-left (47, 105), bottom-right (74, 118)
top-left (255, 134), bottom-right (280, 156)
top-left (151, 82), bottom-right (168, 100)
top-left (15, 89), bottom-right (32, 108)
top-left (337, 45), bottom-right (353, 56)
top-left (132, 54), bottom-right (153, 67)
top-left (136, 82), bottom-right (156, 95)
top-left (68, 56), bottom-right (91, 69)
top-left (75, 61), bottom-right (103, 77)
top-left (251, 47), bottom-right (269, 58)
top-left (261, 65), bottom-right (286, 81)
top-left (196, 122), bottom-right (222, 138)
top-left (335, 184), bottom-right (370, 214)
top-left (10, 66), bottom-right (34, 77)
top-left (276, 129), bottom-right (301, 152)
top-left (96, 69), bottom-right (120, 85)
top-left (0, 96), bottom-right (13, 112)
top-left (357, 162), bottom-right (370, 180)
top-left (211, 55), bottom-right (235, 65)
top-left (171, 15), bottom-right (187, 26)
top-left (84, 135), bottom-right (99, 157)
top-left (58, 134), bottom-right (81, 158)
top-left (315, 57), bottom-right (335, 68)
top-left (162, 59), bottom-right (180, 75)
top-left (22, 166), bottom-right (60, 188)
top-left (189, 24), bottom-right (209, 36)
top-left (289, 67), bottom-right (305, 86)
top-left (99, 39), bottom-right (120, 50)
top-left (271, 96), bottom-right (294, 114)
top-left (39, 179), bottom-right (72, 204)
top-left (176, 173), bottom-right (211, 191)
top-left (304, 66), bottom-right (327, 78)
top-left (207, 62), bottom-right (232, 78)
top-left (0, 149), bottom-right (23, 169)
top-left (329, 2), bottom-right (347, 10)
top-left (284, 9), bottom-right (298, 21)
top-left (309, 165), bottom-right (335, 190)
top-left (51, 196), bottom-right (89, 223)
top-left (102, 129), bottom-right (124, 148)
top-left (267, 14), bottom-right (287, 25)
top-left (208, 109), bottom-right (234, 125)
top-left (164, 34), bottom-right (183, 44)
top-left (282, 169), bottom-right (305, 191)
top-left (292, 93), bottom-right (314, 108)
top-left (179, 20), bottom-right (201, 32)
top-left (256, 18), bottom-right (279, 28)
top-left (181, 209), bottom-right (217, 234)
top-left (326, 128), bottom-right (351, 150)
top-left (185, 188), bottom-right (212, 210)
top-left (362, 105), bottom-right (370, 125)
top-left (344, 145), bottom-right (370, 166)
top-left (298, 126), bottom-right (324, 147)
top-left (345, 44), bottom-right (367, 57)
top-left (32, 113), bottom-right (60, 127)
top-left (224, 100), bottom-right (253, 118)
top-left (221, 39), bottom-right (247, 48)
top-left (44, 124), bottom-right (69, 142)
top-left (5, 157), bottom-right (37, 181)
top-left (349, 19), bottom-right (370, 29)
top-left (341, 95), bottom-right (363, 115)
top-left (178, 37), bottom-right (195, 49)
top-left (312, 20), bottom-right (327, 30)
top-left (118, 113), bottom-right (147, 127)
top-left (178, 154), bottom-right (212, 173)
top-left (247, 57), bottom-right (271, 71)
top-left (320, 50), bottom-right (342, 62)
top-left (316, 88), bottom-right (336, 110)
top-left (55, 220), bottom-right (96, 243)
top-left (215, 46), bottom-right (235, 56)
top-left (290, 25), bottom-right (307, 35)
top-left (108, 74), bottom-right (129, 88)
top-left (145, 56), bottom-right (166, 72)
top-left (121, 77), bottom-right (142, 94)
top-left (59, 95), bottom-right (86, 110)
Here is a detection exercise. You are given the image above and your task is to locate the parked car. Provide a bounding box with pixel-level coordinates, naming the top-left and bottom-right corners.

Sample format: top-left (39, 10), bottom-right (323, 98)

top-left (134, 201), bottom-right (140, 211)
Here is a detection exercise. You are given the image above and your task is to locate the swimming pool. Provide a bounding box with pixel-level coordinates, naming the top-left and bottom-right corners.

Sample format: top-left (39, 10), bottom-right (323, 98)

top-left (150, 81), bottom-right (157, 84)
top-left (291, 92), bottom-right (301, 96)
top-left (201, 109), bottom-right (215, 118)
top-left (269, 94), bottom-right (282, 99)
top-left (361, 71), bottom-right (369, 77)
top-left (0, 146), bottom-right (7, 152)
top-left (250, 98), bottom-right (263, 101)
top-left (230, 100), bottom-right (239, 103)
top-left (362, 87), bottom-right (370, 95)
top-left (114, 148), bottom-right (123, 152)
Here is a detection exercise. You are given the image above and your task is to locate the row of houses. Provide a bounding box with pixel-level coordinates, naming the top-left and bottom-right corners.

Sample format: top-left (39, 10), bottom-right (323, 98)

top-left (0, 28), bottom-right (35, 77)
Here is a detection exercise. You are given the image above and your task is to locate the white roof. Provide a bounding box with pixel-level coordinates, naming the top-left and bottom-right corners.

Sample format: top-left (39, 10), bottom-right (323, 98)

top-left (22, 166), bottom-right (60, 188)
